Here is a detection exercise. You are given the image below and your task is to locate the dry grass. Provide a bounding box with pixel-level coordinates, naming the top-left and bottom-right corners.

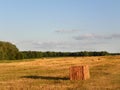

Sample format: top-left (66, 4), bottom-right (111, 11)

top-left (0, 56), bottom-right (120, 90)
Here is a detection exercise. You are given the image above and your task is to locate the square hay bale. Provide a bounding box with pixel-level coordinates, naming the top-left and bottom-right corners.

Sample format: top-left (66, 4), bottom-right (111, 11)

top-left (69, 65), bottom-right (90, 80)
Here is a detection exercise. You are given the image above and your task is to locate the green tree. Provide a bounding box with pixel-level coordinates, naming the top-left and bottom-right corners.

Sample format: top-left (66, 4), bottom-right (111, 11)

top-left (0, 41), bottom-right (20, 60)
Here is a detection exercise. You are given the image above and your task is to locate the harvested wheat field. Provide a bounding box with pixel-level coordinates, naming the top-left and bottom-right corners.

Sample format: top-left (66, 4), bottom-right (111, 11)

top-left (0, 56), bottom-right (120, 90)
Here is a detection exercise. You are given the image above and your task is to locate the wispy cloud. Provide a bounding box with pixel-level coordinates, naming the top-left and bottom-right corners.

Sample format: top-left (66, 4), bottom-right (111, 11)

top-left (16, 40), bottom-right (101, 52)
top-left (73, 33), bottom-right (120, 40)
top-left (15, 38), bottom-right (120, 52)
top-left (55, 29), bottom-right (80, 34)
top-left (15, 33), bottom-right (120, 52)
top-left (16, 40), bottom-right (73, 51)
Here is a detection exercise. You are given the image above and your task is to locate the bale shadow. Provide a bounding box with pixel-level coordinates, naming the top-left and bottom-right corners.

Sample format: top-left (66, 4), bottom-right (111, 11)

top-left (21, 75), bottom-right (69, 80)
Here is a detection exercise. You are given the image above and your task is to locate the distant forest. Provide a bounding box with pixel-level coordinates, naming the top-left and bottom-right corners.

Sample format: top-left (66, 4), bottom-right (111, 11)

top-left (0, 41), bottom-right (119, 60)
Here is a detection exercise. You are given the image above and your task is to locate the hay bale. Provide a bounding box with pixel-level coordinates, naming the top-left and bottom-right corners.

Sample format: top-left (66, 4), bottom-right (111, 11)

top-left (69, 65), bottom-right (90, 80)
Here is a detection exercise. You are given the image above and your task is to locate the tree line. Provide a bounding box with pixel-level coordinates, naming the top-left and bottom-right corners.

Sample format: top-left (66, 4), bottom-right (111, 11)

top-left (0, 41), bottom-right (118, 60)
top-left (20, 51), bottom-right (109, 59)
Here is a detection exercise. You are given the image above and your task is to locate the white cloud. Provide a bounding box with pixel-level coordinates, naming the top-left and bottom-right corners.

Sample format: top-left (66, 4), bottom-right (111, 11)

top-left (16, 40), bottom-right (73, 51)
top-left (73, 33), bottom-right (120, 40)
top-left (55, 29), bottom-right (80, 34)
top-left (14, 33), bottom-right (120, 53)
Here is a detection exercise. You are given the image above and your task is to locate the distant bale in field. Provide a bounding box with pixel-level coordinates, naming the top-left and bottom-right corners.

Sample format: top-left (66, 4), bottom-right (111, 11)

top-left (70, 65), bottom-right (90, 80)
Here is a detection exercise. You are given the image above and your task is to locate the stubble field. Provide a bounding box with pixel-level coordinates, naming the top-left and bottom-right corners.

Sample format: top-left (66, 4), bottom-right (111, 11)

top-left (0, 56), bottom-right (120, 90)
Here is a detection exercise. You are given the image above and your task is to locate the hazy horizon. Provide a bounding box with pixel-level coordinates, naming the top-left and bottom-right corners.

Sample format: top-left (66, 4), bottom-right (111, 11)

top-left (0, 0), bottom-right (120, 53)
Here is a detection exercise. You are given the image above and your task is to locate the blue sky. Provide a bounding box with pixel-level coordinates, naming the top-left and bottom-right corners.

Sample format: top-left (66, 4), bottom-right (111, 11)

top-left (0, 0), bottom-right (120, 52)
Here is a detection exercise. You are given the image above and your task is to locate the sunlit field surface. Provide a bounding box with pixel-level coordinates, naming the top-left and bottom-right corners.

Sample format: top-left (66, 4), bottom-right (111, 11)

top-left (0, 56), bottom-right (120, 90)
